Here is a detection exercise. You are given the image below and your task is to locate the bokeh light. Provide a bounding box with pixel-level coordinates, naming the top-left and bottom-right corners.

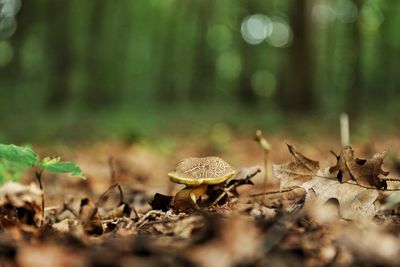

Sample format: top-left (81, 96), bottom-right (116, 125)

top-left (335, 0), bottom-right (358, 23)
top-left (312, 3), bottom-right (336, 28)
top-left (251, 70), bottom-right (276, 97)
top-left (216, 51), bottom-right (241, 81)
top-left (360, 2), bottom-right (384, 32)
top-left (241, 14), bottom-right (272, 45)
top-left (0, 16), bottom-right (16, 39)
top-left (266, 18), bottom-right (292, 48)
top-left (0, 0), bottom-right (21, 39)
top-left (0, 0), bottom-right (20, 17)
top-left (312, 0), bottom-right (358, 28)
top-left (207, 24), bottom-right (232, 51)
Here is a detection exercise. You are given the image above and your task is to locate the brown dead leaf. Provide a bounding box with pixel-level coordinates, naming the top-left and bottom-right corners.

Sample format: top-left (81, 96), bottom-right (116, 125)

top-left (335, 221), bottom-right (400, 266)
top-left (273, 146), bottom-right (383, 220)
top-left (79, 198), bottom-right (103, 235)
top-left (272, 144), bottom-right (319, 189)
top-left (303, 169), bottom-right (379, 220)
top-left (0, 182), bottom-right (42, 227)
top-left (261, 187), bottom-right (306, 211)
top-left (329, 146), bottom-right (389, 189)
top-left (17, 244), bottom-right (86, 267)
top-left (189, 215), bottom-right (262, 267)
top-left (52, 219), bottom-right (84, 236)
top-left (150, 193), bottom-right (173, 211)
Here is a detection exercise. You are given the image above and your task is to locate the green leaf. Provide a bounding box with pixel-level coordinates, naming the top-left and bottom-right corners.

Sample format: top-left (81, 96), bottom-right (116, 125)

top-left (0, 159), bottom-right (30, 183)
top-left (0, 144), bottom-right (37, 166)
top-left (39, 157), bottom-right (85, 179)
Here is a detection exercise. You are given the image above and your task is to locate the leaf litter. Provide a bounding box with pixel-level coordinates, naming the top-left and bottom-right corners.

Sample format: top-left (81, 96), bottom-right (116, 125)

top-left (1, 140), bottom-right (400, 266)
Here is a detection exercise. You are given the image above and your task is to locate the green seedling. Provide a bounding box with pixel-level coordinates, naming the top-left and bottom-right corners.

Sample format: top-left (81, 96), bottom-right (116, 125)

top-left (0, 144), bottom-right (85, 226)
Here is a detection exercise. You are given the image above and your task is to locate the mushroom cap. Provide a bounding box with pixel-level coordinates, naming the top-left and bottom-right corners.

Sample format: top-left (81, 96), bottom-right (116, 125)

top-left (168, 156), bottom-right (236, 186)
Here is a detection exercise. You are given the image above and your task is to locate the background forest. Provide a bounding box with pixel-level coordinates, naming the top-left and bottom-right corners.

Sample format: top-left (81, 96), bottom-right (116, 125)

top-left (0, 0), bottom-right (399, 143)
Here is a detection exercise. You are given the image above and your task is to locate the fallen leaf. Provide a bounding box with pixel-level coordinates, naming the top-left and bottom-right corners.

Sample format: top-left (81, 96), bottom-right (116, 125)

top-left (303, 169), bottom-right (379, 220)
top-left (0, 182), bottom-right (42, 227)
top-left (78, 198), bottom-right (103, 235)
top-left (272, 144), bottom-right (319, 189)
top-left (272, 146), bottom-right (382, 220)
top-left (17, 244), bottom-right (86, 267)
top-left (189, 215), bottom-right (262, 267)
top-left (150, 193), bottom-right (173, 212)
top-left (329, 146), bottom-right (388, 189)
top-left (258, 187), bottom-right (306, 211)
top-left (52, 219), bottom-right (84, 236)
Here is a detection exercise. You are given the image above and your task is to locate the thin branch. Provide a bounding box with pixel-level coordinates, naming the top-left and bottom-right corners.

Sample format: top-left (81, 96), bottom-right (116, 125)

top-left (95, 183), bottom-right (123, 206)
top-left (108, 157), bottom-right (117, 184)
top-left (212, 168), bottom-right (261, 206)
top-left (95, 183), bottom-right (139, 219)
top-left (303, 173), bottom-right (400, 191)
top-left (250, 188), bottom-right (299, 197)
top-left (136, 210), bottom-right (165, 228)
top-left (35, 168), bottom-right (45, 227)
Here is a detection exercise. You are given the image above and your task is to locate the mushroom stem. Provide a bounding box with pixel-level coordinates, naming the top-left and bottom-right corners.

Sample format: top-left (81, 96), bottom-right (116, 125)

top-left (174, 184), bottom-right (208, 210)
top-left (254, 130), bottom-right (271, 199)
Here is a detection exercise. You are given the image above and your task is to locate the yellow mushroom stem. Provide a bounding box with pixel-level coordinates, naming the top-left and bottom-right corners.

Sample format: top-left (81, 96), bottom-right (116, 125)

top-left (173, 184), bottom-right (208, 210)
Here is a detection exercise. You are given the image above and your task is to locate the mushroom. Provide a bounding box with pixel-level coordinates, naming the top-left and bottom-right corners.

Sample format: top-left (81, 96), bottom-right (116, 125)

top-left (168, 156), bottom-right (236, 210)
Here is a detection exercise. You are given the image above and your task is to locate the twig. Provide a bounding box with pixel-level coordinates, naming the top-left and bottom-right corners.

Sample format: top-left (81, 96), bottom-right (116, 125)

top-left (106, 157), bottom-right (139, 218)
top-left (379, 177), bottom-right (400, 182)
top-left (95, 183), bottom-right (123, 206)
top-left (292, 172), bottom-right (400, 191)
top-left (136, 210), bottom-right (164, 228)
top-left (35, 168), bottom-right (45, 227)
top-left (108, 157), bottom-right (117, 184)
top-left (94, 183), bottom-right (139, 220)
top-left (250, 188), bottom-right (299, 197)
top-left (212, 168), bottom-right (261, 206)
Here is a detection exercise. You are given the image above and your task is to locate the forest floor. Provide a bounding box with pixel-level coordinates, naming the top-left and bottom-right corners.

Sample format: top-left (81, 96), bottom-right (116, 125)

top-left (1, 132), bottom-right (400, 267)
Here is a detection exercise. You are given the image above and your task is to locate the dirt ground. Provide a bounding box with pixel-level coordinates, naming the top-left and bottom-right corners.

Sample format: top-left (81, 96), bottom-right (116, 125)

top-left (1, 133), bottom-right (400, 267)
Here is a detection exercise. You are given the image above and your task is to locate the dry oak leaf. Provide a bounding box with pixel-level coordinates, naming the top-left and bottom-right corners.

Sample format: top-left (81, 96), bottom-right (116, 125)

top-left (272, 144), bottom-right (319, 189)
top-left (329, 146), bottom-right (389, 189)
top-left (303, 169), bottom-right (379, 220)
top-left (272, 144), bottom-right (381, 220)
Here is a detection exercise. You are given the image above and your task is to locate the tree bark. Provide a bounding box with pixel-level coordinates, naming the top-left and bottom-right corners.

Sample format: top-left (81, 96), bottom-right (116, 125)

top-left (277, 0), bottom-right (314, 111)
top-left (45, 1), bottom-right (72, 108)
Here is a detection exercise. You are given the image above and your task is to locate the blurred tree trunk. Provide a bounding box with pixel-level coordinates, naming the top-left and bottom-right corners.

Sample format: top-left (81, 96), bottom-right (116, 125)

top-left (372, 0), bottom-right (399, 106)
top-left (158, 1), bottom-right (182, 102)
top-left (277, 0), bottom-right (314, 111)
top-left (346, 0), bottom-right (363, 116)
top-left (189, 0), bottom-right (215, 102)
top-left (45, 1), bottom-right (71, 108)
top-left (237, 2), bottom-right (257, 105)
top-left (82, 0), bottom-right (109, 109)
top-left (238, 41), bottom-right (257, 105)
top-left (0, 0), bottom-right (35, 83)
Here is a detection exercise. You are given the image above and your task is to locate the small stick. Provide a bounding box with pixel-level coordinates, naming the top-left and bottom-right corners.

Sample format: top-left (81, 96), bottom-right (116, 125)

top-left (212, 168), bottom-right (261, 206)
top-left (250, 187), bottom-right (299, 197)
top-left (35, 169), bottom-right (45, 227)
top-left (95, 183), bottom-right (123, 206)
top-left (136, 210), bottom-right (164, 228)
top-left (340, 113), bottom-right (350, 147)
top-left (254, 130), bottom-right (271, 199)
top-left (108, 157), bottom-right (117, 184)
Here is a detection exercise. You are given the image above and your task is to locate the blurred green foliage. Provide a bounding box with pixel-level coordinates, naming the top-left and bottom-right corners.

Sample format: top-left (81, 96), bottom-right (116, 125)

top-left (0, 143), bottom-right (85, 182)
top-left (0, 0), bottom-right (399, 143)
